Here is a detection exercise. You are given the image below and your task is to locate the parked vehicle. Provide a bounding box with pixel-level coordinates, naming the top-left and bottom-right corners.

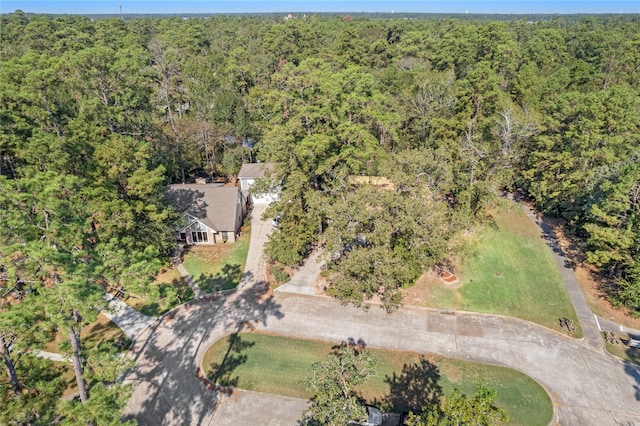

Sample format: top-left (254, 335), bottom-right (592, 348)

top-left (349, 405), bottom-right (383, 426)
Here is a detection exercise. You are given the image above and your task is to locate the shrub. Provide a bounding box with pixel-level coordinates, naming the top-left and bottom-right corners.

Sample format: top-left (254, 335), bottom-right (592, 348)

top-left (272, 264), bottom-right (290, 284)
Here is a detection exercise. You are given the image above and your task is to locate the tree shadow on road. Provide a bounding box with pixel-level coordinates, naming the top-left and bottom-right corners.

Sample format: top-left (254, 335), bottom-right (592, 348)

top-left (332, 337), bottom-right (368, 353)
top-left (624, 359), bottom-right (640, 401)
top-left (120, 273), bottom-right (283, 425)
top-left (375, 356), bottom-right (443, 413)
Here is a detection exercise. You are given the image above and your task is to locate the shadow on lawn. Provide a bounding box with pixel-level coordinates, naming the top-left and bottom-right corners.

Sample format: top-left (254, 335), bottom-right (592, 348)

top-left (375, 356), bottom-right (443, 413)
top-left (196, 264), bottom-right (243, 293)
top-left (82, 319), bottom-right (131, 352)
top-left (206, 333), bottom-right (255, 388)
top-left (135, 277), bottom-right (195, 317)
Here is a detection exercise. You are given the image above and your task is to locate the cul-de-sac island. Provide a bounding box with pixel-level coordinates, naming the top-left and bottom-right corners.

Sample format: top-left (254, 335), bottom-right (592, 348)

top-left (1, 8), bottom-right (639, 426)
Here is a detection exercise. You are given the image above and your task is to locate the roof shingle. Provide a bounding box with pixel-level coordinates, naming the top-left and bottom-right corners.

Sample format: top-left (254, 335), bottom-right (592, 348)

top-left (237, 162), bottom-right (275, 179)
top-left (167, 184), bottom-right (242, 232)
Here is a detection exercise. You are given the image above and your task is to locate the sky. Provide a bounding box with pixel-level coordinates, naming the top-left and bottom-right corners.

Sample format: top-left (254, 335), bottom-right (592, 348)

top-left (2, 0), bottom-right (639, 15)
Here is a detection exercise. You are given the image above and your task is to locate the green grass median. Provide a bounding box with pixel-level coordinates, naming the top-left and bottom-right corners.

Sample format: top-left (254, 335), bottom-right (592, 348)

top-left (203, 332), bottom-right (553, 426)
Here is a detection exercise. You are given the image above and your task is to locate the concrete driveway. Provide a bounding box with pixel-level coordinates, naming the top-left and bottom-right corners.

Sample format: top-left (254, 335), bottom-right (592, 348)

top-left (122, 202), bottom-right (640, 425)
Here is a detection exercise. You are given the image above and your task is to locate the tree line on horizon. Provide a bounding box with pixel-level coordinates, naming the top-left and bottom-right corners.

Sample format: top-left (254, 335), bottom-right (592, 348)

top-left (0, 10), bottom-right (638, 423)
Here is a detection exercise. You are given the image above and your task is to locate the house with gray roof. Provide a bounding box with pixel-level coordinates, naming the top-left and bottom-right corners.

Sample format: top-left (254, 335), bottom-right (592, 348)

top-left (167, 183), bottom-right (246, 244)
top-left (237, 162), bottom-right (279, 205)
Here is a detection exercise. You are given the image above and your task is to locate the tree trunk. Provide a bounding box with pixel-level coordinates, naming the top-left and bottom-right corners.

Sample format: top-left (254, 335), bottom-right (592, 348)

top-left (0, 335), bottom-right (21, 395)
top-left (162, 72), bottom-right (185, 184)
top-left (69, 326), bottom-right (89, 403)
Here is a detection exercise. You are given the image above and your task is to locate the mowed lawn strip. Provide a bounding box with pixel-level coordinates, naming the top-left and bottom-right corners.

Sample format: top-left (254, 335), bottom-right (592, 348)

top-left (427, 203), bottom-right (581, 335)
top-left (203, 332), bottom-right (552, 426)
top-left (183, 227), bottom-right (250, 292)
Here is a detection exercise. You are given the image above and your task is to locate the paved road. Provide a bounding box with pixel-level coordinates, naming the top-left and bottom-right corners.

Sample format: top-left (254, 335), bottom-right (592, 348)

top-left (263, 295), bottom-right (640, 425)
top-left (122, 202), bottom-right (640, 425)
top-left (275, 250), bottom-right (322, 296)
top-left (211, 390), bottom-right (309, 426)
top-left (122, 286), bottom-right (640, 425)
top-left (596, 315), bottom-right (640, 338)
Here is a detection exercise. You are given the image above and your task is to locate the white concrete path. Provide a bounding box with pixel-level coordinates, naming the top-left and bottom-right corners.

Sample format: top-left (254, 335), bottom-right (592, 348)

top-left (176, 263), bottom-right (205, 299)
top-left (32, 350), bottom-right (71, 363)
top-left (102, 294), bottom-right (158, 341)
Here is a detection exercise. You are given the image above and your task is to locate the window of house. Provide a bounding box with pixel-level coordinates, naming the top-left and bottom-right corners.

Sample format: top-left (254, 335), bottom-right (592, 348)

top-left (185, 220), bottom-right (211, 243)
top-left (179, 232), bottom-right (187, 241)
top-left (191, 231), bottom-right (208, 243)
top-left (221, 231), bottom-right (228, 241)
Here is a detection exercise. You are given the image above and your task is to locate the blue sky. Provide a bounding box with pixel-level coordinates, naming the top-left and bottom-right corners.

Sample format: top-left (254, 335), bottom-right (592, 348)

top-left (2, 1), bottom-right (639, 15)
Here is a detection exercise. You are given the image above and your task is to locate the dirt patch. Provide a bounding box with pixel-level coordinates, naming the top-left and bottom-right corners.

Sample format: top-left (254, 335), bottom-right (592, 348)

top-left (403, 269), bottom-right (461, 307)
top-left (315, 272), bottom-right (330, 295)
top-left (439, 271), bottom-right (460, 285)
top-left (440, 362), bottom-right (463, 382)
top-left (403, 271), bottom-right (437, 306)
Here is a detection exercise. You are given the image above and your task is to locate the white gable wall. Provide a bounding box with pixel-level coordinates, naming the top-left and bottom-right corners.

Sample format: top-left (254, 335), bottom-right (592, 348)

top-left (240, 177), bottom-right (279, 205)
top-left (177, 213), bottom-right (241, 245)
top-left (239, 177), bottom-right (254, 192)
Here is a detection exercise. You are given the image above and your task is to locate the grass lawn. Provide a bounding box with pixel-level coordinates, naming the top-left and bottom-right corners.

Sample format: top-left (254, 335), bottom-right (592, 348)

top-left (203, 332), bottom-right (552, 426)
top-left (126, 266), bottom-right (194, 316)
top-left (606, 343), bottom-right (640, 365)
top-left (422, 202), bottom-right (581, 336)
top-left (42, 313), bottom-right (130, 354)
top-left (183, 228), bottom-right (250, 292)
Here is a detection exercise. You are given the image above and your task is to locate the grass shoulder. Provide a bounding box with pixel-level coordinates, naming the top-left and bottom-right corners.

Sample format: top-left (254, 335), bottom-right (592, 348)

top-left (405, 201), bottom-right (582, 337)
top-left (202, 332), bottom-right (553, 426)
top-left (603, 332), bottom-right (640, 365)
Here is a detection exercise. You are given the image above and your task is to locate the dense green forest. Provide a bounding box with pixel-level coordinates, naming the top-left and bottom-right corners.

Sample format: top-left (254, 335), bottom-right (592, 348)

top-left (1, 10), bottom-right (639, 423)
